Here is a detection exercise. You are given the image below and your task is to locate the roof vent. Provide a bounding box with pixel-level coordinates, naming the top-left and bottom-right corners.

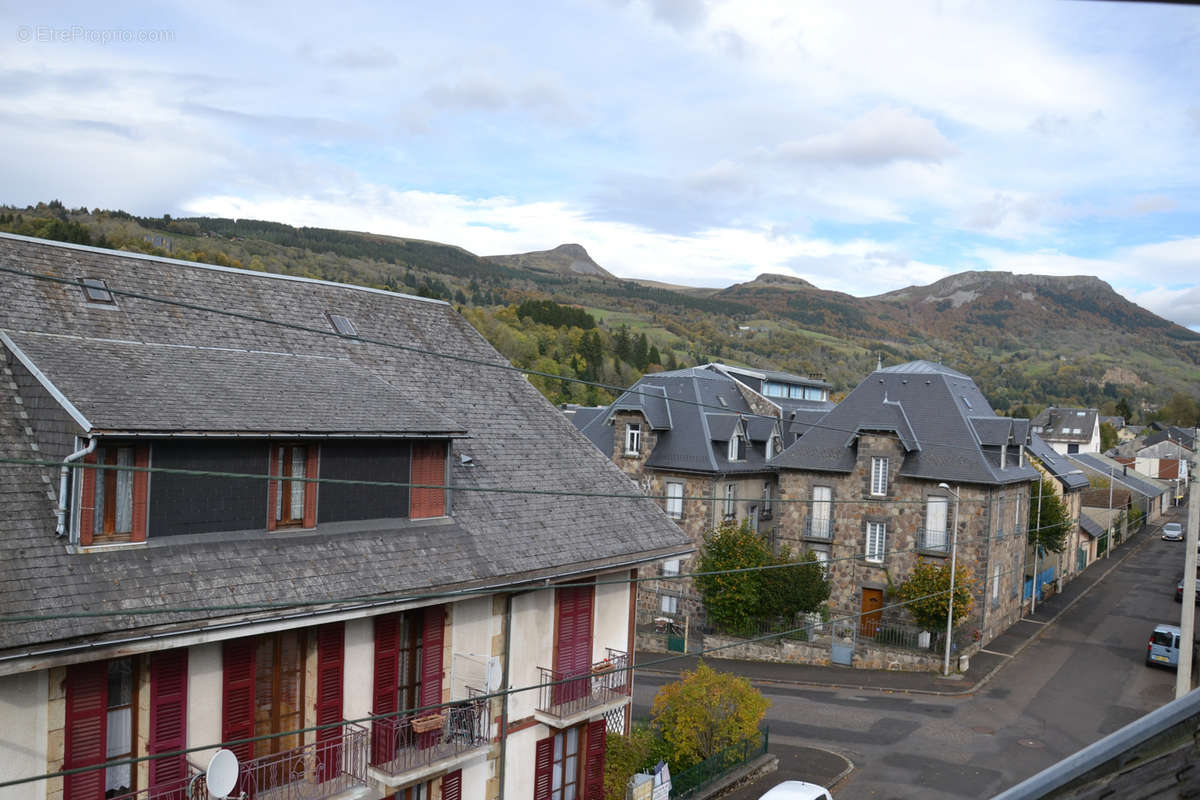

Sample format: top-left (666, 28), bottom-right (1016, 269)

top-left (962, 395), bottom-right (973, 409)
top-left (327, 313), bottom-right (357, 337)
top-left (80, 278), bottom-right (115, 304)
top-left (717, 396), bottom-right (727, 407)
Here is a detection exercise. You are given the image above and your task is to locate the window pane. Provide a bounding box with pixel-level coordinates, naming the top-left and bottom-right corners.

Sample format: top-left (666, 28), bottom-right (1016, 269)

top-left (93, 454), bottom-right (106, 536)
top-left (566, 727), bottom-right (578, 755)
top-left (289, 447), bottom-right (306, 518)
top-left (114, 447), bottom-right (133, 533)
top-left (812, 486), bottom-right (831, 534)
top-left (274, 447), bottom-right (284, 521)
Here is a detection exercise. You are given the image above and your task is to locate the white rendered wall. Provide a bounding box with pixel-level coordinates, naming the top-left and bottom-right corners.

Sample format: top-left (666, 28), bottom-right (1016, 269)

top-left (593, 572), bottom-right (631, 662)
top-left (187, 643), bottom-right (221, 766)
top-left (0, 669), bottom-right (47, 800)
top-left (503, 723), bottom-right (551, 800)
top-left (343, 617), bottom-right (374, 723)
top-left (508, 590), bottom-right (553, 723)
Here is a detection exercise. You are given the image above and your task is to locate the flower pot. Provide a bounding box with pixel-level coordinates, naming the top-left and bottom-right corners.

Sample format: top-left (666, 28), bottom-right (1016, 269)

top-left (412, 713), bottom-right (444, 733)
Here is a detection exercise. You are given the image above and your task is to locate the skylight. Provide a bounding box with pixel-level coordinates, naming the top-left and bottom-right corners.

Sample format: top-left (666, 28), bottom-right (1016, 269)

top-left (327, 313), bottom-right (357, 337)
top-left (962, 395), bottom-right (972, 409)
top-left (80, 278), bottom-right (115, 304)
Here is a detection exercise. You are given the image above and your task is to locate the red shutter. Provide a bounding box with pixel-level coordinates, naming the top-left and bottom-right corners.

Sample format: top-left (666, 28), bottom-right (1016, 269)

top-left (78, 452), bottom-right (97, 546)
top-left (410, 442), bottom-right (445, 519)
top-left (266, 446), bottom-right (280, 531)
top-left (316, 623), bottom-right (344, 779)
top-left (418, 605), bottom-right (445, 748)
top-left (64, 662), bottom-right (107, 800)
top-left (441, 769), bottom-right (462, 800)
top-left (533, 736), bottom-right (554, 800)
top-left (303, 446), bottom-right (319, 528)
top-left (371, 614), bottom-right (399, 765)
top-left (583, 719), bottom-right (607, 800)
top-left (222, 638), bottom-right (257, 767)
top-left (149, 650), bottom-right (188, 790)
top-left (132, 445), bottom-right (150, 543)
top-left (555, 582), bottom-right (594, 703)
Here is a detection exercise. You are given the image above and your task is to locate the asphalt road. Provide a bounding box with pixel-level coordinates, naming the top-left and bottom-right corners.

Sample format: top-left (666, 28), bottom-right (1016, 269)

top-left (633, 523), bottom-right (1194, 799)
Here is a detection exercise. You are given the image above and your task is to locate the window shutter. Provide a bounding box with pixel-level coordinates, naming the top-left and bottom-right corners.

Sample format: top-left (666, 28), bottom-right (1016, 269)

top-left (303, 446), bottom-right (319, 528)
top-left (266, 446), bottom-right (280, 531)
top-left (441, 769), bottom-right (463, 800)
top-left (583, 718), bottom-right (608, 800)
top-left (222, 639), bottom-right (257, 767)
top-left (371, 614), bottom-right (399, 765)
top-left (555, 582), bottom-right (594, 703)
top-left (149, 650), bottom-right (188, 790)
top-left (410, 442), bottom-right (446, 519)
top-left (533, 736), bottom-right (554, 800)
top-left (64, 662), bottom-right (107, 800)
top-left (78, 452), bottom-right (98, 547)
top-left (132, 444), bottom-right (150, 542)
top-left (315, 623), bottom-right (344, 778)
top-left (418, 605), bottom-right (446, 748)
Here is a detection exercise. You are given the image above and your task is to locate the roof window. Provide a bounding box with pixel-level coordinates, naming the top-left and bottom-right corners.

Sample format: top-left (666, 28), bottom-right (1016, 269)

top-left (327, 313), bottom-right (357, 337)
top-left (962, 395), bottom-right (973, 409)
top-left (80, 278), bottom-right (115, 304)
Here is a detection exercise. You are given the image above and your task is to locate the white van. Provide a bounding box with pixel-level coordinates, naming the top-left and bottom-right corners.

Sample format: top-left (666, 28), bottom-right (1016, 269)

top-left (758, 781), bottom-right (834, 800)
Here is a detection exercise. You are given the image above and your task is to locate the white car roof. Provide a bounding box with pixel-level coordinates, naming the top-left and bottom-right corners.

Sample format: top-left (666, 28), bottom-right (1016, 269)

top-left (758, 781), bottom-right (834, 800)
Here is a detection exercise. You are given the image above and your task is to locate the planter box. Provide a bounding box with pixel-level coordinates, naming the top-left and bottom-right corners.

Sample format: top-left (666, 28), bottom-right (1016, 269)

top-left (411, 714), bottom-right (444, 734)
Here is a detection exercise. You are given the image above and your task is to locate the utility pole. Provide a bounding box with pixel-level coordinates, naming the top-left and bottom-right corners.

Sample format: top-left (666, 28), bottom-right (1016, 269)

top-left (939, 483), bottom-right (961, 676)
top-left (1032, 481), bottom-right (1042, 614)
top-left (1176, 480), bottom-right (1199, 699)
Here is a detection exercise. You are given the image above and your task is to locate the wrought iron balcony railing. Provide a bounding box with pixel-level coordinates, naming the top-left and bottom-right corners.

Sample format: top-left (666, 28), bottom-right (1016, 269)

top-left (537, 649), bottom-right (630, 721)
top-left (803, 518), bottom-right (833, 540)
top-left (110, 764), bottom-right (205, 800)
top-left (917, 527), bottom-right (949, 553)
top-left (370, 694), bottom-right (491, 778)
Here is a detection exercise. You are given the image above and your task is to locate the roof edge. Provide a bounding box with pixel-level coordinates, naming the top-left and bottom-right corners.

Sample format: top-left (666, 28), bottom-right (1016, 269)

top-left (0, 330), bottom-right (92, 431)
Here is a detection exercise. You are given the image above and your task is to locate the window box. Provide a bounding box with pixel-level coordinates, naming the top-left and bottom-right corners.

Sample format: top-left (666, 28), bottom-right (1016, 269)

top-left (411, 713), bottom-right (445, 734)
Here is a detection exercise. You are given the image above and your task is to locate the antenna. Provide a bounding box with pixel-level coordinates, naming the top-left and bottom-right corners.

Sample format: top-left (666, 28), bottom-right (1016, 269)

top-left (205, 749), bottom-right (240, 799)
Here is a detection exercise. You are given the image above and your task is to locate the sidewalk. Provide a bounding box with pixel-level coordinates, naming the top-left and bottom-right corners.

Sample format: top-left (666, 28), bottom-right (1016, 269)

top-left (636, 515), bottom-right (1168, 698)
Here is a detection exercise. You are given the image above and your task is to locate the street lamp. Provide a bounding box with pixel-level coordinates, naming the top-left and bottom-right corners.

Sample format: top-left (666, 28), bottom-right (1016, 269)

top-left (937, 482), bottom-right (961, 676)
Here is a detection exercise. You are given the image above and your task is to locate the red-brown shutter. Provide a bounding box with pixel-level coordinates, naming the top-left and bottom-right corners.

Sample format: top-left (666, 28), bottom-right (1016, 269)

top-left (410, 442), bottom-right (445, 519)
top-left (149, 650), bottom-right (188, 790)
top-left (64, 662), bottom-right (107, 800)
top-left (371, 614), bottom-right (399, 765)
top-left (555, 582), bottom-right (594, 703)
top-left (222, 638), bottom-right (257, 766)
top-left (78, 452), bottom-right (98, 547)
top-left (132, 444), bottom-right (150, 542)
top-left (316, 623), bottom-right (344, 778)
top-left (533, 736), bottom-right (554, 800)
top-left (583, 719), bottom-right (607, 800)
top-left (303, 445), bottom-right (319, 528)
top-left (441, 769), bottom-right (462, 800)
top-left (418, 605), bottom-right (445, 748)
top-left (266, 446), bottom-right (280, 531)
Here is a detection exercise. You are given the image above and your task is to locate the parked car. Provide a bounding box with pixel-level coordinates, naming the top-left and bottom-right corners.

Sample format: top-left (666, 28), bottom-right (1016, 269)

top-left (1147, 623), bottom-right (1188, 669)
top-left (1163, 522), bottom-right (1184, 541)
top-left (1175, 572), bottom-right (1200, 603)
top-left (759, 782), bottom-right (835, 800)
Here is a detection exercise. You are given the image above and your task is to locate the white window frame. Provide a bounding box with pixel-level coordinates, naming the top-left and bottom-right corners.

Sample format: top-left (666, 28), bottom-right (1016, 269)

top-left (870, 457), bottom-right (889, 496)
top-left (624, 423), bottom-right (641, 456)
top-left (992, 564), bottom-right (1001, 605)
top-left (665, 482), bottom-right (683, 519)
top-left (727, 426), bottom-right (746, 462)
top-left (762, 482), bottom-right (772, 515)
top-left (661, 594), bottom-right (678, 614)
top-left (811, 485), bottom-right (832, 537)
top-left (662, 558), bottom-right (681, 577)
top-left (724, 483), bottom-right (736, 518)
top-left (866, 521), bottom-right (886, 563)
top-left (924, 496), bottom-right (948, 550)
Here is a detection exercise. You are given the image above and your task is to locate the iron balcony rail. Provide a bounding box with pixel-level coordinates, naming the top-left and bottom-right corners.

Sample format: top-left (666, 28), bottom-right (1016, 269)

top-left (803, 518), bottom-right (833, 540)
top-left (111, 764), bottom-right (206, 800)
top-left (917, 527), bottom-right (949, 553)
top-left (537, 649), bottom-right (630, 720)
top-left (370, 695), bottom-right (490, 778)
top-left (235, 721), bottom-right (369, 800)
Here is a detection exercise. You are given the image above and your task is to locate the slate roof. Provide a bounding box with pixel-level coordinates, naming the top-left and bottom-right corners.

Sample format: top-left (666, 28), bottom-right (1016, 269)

top-left (1078, 514), bottom-right (1103, 539)
top-left (0, 233), bottom-right (693, 656)
top-left (1144, 427), bottom-right (1196, 451)
top-left (1027, 433), bottom-right (1091, 490)
top-left (1031, 407), bottom-right (1098, 444)
top-left (771, 360), bottom-right (1038, 486)
top-left (708, 362), bottom-right (830, 392)
top-left (1068, 452), bottom-right (1171, 499)
top-left (572, 366), bottom-right (788, 475)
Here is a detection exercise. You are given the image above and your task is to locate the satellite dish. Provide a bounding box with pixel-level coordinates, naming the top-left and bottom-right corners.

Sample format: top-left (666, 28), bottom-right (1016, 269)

top-left (206, 749), bottom-right (239, 799)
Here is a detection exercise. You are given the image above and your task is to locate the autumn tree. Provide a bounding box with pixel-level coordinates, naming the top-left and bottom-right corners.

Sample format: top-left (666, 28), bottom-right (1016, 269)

top-left (650, 661), bottom-right (769, 770)
top-left (1099, 421), bottom-right (1118, 452)
top-left (1029, 477), bottom-right (1071, 554)
top-left (897, 561), bottom-right (975, 632)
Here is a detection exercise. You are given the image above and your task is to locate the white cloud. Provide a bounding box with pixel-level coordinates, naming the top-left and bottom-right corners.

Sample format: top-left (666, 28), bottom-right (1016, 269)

top-left (773, 106), bottom-right (956, 167)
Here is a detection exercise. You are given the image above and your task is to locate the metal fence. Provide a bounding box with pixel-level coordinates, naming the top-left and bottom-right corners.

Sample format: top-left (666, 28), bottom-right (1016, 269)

top-left (669, 727), bottom-right (769, 798)
top-left (370, 696), bottom-right (490, 778)
top-left (239, 722), bottom-right (369, 800)
top-left (536, 649), bottom-right (630, 720)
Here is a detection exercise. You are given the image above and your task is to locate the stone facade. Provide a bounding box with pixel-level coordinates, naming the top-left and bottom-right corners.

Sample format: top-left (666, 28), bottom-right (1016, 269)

top-left (777, 433), bottom-right (1029, 650)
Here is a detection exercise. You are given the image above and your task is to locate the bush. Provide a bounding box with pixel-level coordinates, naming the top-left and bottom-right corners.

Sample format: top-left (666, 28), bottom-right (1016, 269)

top-left (650, 661), bottom-right (769, 771)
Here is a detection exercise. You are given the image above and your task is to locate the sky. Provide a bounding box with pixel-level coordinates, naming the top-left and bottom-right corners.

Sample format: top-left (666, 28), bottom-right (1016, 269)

top-left (3, 0), bottom-right (1200, 328)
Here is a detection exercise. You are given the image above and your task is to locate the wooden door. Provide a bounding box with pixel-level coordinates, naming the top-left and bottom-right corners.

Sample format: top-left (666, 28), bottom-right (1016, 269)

top-left (861, 588), bottom-right (883, 637)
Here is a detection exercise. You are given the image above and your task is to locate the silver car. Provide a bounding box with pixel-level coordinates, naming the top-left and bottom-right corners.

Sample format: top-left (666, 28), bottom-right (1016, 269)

top-left (1163, 522), bottom-right (1184, 541)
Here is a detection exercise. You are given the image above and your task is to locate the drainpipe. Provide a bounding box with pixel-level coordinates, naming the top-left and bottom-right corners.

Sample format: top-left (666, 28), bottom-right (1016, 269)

top-left (497, 592), bottom-right (513, 800)
top-left (56, 436), bottom-right (96, 538)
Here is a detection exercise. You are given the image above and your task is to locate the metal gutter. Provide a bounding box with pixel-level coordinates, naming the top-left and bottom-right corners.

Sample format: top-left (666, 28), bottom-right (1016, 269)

top-left (55, 435), bottom-right (95, 537)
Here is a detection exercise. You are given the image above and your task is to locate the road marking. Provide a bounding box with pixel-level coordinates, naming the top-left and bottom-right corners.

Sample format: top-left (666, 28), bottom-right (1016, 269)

top-left (979, 649), bottom-right (1013, 658)
top-left (1022, 618), bottom-right (1049, 625)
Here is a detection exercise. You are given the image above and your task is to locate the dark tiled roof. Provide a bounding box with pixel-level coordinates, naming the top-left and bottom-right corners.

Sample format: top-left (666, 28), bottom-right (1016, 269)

top-left (1078, 515), bottom-right (1104, 539)
top-left (1027, 433), bottom-right (1091, 490)
top-left (1144, 427), bottom-right (1196, 451)
top-left (771, 360), bottom-right (1038, 485)
top-left (1068, 453), bottom-right (1170, 499)
top-left (1031, 407), bottom-right (1098, 444)
top-left (0, 234), bottom-right (692, 653)
top-left (611, 383), bottom-right (672, 430)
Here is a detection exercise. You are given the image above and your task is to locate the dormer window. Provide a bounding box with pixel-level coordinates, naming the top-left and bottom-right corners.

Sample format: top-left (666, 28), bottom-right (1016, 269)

top-left (624, 423), bottom-right (642, 456)
top-left (728, 425), bottom-right (747, 462)
top-left (766, 433), bottom-right (782, 460)
top-left (269, 444), bottom-right (316, 529)
top-left (80, 278), bottom-right (115, 304)
top-left (78, 442), bottom-right (149, 545)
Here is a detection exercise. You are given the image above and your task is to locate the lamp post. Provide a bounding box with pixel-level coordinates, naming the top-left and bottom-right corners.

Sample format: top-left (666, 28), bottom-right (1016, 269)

top-left (1107, 465), bottom-right (1115, 558)
top-left (937, 482), bottom-right (961, 676)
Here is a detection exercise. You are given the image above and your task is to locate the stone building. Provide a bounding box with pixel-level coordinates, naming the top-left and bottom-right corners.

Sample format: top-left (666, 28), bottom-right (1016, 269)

top-left (1026, 432), bottom-right (1091, 589)
top-left (568, 364), bottom-right (832, 626)
top-left (770, 361), bottom-right (1037, 648)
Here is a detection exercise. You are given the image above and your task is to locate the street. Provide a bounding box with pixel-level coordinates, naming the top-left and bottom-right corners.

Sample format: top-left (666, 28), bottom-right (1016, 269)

top-left (633, 519), bottom-right (1193, 799)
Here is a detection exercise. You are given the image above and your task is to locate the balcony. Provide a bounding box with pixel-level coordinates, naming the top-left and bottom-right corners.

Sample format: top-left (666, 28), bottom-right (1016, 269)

top-left (369, 696), bottom-right (491, 788)
top-left (115, 723), bottom-right (369, 800)
top-left (535, 649), bottom-right (630, 728)
top-left (803, 518), bottom-right (833, 541)
top-left (917, 527), bottom-right (949, 554)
